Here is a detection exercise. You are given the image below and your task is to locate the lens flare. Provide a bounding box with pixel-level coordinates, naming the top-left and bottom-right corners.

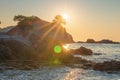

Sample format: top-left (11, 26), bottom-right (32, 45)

top-left (54, 45), bottom-right (62, 53)
top-left (53, 58), bottom-right (61, 64)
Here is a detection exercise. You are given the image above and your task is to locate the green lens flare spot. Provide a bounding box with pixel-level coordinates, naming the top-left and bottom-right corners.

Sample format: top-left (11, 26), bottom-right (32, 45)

top-left (54, 58), bottom-right (60, 64)
top-left (54, 45), bottom-right (62, 53)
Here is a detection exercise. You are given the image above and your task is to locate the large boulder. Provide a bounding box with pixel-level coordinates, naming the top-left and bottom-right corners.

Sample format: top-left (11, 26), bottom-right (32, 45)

top-left (36, 42), bottom-right (77, 65)
top-left (70, 46), bottom-right (93, 55)
top-left (0, 36), bottom-right (37, 61)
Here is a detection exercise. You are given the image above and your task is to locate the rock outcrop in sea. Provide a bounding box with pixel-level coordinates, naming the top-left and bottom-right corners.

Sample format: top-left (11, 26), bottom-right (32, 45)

top-left (0, 15), bottom-right (75, 67)
top-left (70, 46), bottom-right (93, 55)
top-left (92, 61), bottom-right (120, 71)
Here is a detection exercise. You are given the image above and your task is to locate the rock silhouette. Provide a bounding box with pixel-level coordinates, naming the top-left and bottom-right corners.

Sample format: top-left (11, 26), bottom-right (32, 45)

top-left (0, 15), bottom-right (75, 67)
top-left (70, 46), bottom-right (93, 55)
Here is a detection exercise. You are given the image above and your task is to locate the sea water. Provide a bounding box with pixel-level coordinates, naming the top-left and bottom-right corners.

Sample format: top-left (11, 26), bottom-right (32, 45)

top-left (66, 43), bottom-right (120, 63)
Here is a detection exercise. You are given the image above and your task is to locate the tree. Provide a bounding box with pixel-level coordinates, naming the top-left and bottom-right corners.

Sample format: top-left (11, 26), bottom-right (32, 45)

top-left (13, 15), bottom-right (26, 22)
top-left (53, 15), bottom-right (66, 25)
top-left (13, 15), bottom-right (41, 26)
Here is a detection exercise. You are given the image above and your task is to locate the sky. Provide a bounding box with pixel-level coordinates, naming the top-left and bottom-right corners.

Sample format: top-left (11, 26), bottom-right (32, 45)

top-left (0, 0), bottom-right (120, 41)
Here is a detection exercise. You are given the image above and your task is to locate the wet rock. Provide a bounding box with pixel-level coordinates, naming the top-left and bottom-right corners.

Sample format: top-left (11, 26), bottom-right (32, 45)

top-left (20, 65), bottom-right (33, 70)
top-left (93, 53), bottom-right (102, 55)
top-left (92, 61), bottom-right (120, 71)
top-left (70, 46), bottom-right (93, 55)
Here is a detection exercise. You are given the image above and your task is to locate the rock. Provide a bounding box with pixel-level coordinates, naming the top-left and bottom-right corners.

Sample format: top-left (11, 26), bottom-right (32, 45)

top-left (7, 17), bottom-right (74, 45)
top-left (86, 39), bottom-right (95, 43)
top-left (6, 17), bottom-right (74, 64)
top-left (93, 53), bottom-right (102, 55)
top-left (98, 39), bottom-right (113, 43)
top-left (6, 16), bottom-right (75, 65)
top-left (92, 61), bottom-right (120, 71)
top-left (0, 26), bottom-right (14, 32)
top-left (0, 16), bottom-right (75, 67)
top-left (37, 43), bottom-right (77, 65)
top-left (0, 37), bottom-right (38, 61)
top-left (0, 45), bottom-right (12, 61)
top-left (70, 46), bottom-right (93, 55)
top-left (20, 65), bottom-right (33, 70)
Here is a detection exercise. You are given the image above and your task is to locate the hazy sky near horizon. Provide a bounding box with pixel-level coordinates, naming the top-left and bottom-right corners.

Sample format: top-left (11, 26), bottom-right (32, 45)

top-left (0, 0), bottom-right (120, 41)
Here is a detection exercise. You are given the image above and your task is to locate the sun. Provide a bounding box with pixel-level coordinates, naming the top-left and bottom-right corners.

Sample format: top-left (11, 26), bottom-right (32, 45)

top-left (63, 44), bottom-right (70, 51)
top-left (62, 13), bottom-right (69, 20)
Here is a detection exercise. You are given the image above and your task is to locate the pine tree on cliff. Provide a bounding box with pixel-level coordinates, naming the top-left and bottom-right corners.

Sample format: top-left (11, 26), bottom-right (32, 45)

top-left (14, 15), bottom-right (26, 22)
top-left (53, 15), bottom-right (66, 25)
top-left (13, 15), bottom-right (41, 26)
top-left (13, 15), bottom-right (41, 38)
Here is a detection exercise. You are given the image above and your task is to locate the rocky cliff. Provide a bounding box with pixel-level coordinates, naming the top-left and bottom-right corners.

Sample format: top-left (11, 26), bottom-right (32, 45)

top-left (0, 35), bottom-right (37, 62)
top-left (0, 16), bottom-right (75, 65)
top-left (7, 19), bottom-right (74, 45)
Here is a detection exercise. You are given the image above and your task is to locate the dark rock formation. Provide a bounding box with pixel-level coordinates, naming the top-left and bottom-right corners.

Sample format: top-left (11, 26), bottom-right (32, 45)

top-left (93, 53), bottom-right (102, 55)
top-left (0, 36), bottom-right (38, 61)
top-left (0, 16), bottom-right (75, 68)
top-left (86, 39), bottom-right (95, 43)
top-left (97, 39), bottom-right (119, 44)
top-left (6, 16), bottom-right (74, 64)
top-left (76, 41), bottom-right (84, 43)
top-left (0, 45), bottom-right (12, 61)
top-left (85, 39), bottom-right (120, 44)
top-left (77, 39), bottom-right (120, 44)
top-left (7, 20), bottom-right (74, 44)
top-left (98, 39), bottom-right (113, 43)
top-left (92, 61), bottom-right (120, 71)
top-left (70, 46), bottom-right (93, 55)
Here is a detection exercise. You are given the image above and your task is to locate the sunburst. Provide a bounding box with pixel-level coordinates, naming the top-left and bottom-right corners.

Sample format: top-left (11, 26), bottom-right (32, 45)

top-left (62, 13), bottom-right (69, 20)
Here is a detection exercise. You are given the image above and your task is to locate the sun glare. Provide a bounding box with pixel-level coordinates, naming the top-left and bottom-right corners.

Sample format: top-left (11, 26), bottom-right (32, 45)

top-left (62, 13), bottom-right (69, 20)
top-left (63, 44), bottom-right (70, 51)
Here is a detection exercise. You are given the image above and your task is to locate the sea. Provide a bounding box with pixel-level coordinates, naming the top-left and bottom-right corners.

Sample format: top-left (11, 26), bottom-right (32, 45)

top-left (66, 43), bottom-right (120, 63)
top-left (0, 43), bottom-right (120, 80)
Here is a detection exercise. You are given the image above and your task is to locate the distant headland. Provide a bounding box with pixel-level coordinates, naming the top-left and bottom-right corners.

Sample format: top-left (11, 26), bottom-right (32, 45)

top-left (77, 39), bottom-right (120, 44)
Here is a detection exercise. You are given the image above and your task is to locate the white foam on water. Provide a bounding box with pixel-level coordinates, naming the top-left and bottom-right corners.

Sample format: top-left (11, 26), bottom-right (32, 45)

top-left (0, 67), bottom-right (119, 80)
